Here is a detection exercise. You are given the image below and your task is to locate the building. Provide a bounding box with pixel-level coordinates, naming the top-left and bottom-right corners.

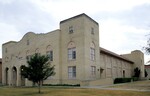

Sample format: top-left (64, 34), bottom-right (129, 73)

top-left (145, 65), bottom-right (150, 79)
top-left (2, 13), bottom-right (145, 86)
top-left (0, 58), bottom-right (2, 83)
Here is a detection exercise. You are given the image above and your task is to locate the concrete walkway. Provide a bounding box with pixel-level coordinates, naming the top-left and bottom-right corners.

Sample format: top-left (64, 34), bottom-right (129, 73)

top-left (80, 81), bottom-right (150, 92)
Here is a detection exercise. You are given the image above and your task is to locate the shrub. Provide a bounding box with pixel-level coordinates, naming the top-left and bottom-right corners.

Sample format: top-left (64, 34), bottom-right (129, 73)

top-left (133, 67), bottom-right (140, 78)
top-left (114, 78), bottom-right (132, 84)
top-left (132, 77), bottom-right (139, 81)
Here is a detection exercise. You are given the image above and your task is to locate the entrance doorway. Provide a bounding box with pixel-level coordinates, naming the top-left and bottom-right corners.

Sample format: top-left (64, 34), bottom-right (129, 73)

top-left (12, 67), bottom-right (17, 86)
top-left (5, 67), bottom-right (9, 85)
top-left (123, 70), bottom-right (125, 78)
top-left (20, 66), bottom-right (25, 86)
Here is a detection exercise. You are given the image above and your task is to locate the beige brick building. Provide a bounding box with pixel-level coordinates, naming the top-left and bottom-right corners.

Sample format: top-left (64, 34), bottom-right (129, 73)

top-left (2, 13), bottom-right (145, 86)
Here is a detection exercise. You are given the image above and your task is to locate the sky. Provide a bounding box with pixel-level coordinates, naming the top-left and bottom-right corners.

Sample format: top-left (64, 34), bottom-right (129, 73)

top-left (0, 0), bottom-right (150, 64)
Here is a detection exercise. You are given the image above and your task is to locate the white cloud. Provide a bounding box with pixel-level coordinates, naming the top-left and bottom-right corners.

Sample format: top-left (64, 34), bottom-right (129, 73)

top-left (31, 0), bottom-right (150, 16)
top-left (0, 0), bottom-right (15, 4)
top-left (0, 0), bottom-right (150, 63)
top-left (100, 18), bottom-right (149, 54)
top-left (0, 22), bottom-right (22, 57)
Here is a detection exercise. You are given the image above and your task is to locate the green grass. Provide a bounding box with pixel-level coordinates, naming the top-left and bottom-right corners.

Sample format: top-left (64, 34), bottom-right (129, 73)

top-left (0, 86), bottom-right (149, 96)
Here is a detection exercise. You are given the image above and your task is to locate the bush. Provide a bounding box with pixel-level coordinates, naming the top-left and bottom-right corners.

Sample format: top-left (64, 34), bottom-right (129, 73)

top-left (132, 77), bottom-right (139, 81)
top-left (114, 78), bottom-right (132, 84)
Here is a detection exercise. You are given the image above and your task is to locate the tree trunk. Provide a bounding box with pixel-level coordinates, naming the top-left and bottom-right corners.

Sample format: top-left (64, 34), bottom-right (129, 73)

top-left (38, 82), bottom-right (41, 93)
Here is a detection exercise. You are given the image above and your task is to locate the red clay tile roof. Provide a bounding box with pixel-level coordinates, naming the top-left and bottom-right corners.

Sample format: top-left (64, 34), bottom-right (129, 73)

top-left (145, 65), bottom-right (150, 68)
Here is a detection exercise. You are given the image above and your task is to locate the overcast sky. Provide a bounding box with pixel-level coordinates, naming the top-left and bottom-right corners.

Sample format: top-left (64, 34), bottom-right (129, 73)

top-left (0, 0), bottom-right (150, 64)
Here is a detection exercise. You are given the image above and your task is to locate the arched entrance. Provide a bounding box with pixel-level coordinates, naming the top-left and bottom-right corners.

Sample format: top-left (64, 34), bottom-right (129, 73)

top-left (5, 67), bottom-right (9, 85)
top-left (12, 66), bottom-right (17, 86)
top-left (20, 66), bottom-right (25, 86)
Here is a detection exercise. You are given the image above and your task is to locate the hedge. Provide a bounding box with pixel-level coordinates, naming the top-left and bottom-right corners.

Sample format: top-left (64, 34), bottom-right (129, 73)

top-left (114, 78), bottom-right (132, 84)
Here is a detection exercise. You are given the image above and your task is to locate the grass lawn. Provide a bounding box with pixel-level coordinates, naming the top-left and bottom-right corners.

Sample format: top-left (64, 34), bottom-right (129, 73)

top-left (0, 86), bottom-right (150, 96)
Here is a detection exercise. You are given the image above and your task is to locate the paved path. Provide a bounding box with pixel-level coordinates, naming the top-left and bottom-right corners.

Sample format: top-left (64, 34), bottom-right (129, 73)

top-left (80, 82), bottom-right (150, 92)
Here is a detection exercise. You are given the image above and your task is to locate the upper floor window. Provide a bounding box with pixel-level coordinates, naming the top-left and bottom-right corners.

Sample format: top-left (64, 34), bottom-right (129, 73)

top-left (68, 48), bottom-right (76, 60)
top-left (27, 39), bottom-right (29, 45)
top-left (68, 66), bottom-right (76, 79)
top-left (26, 55), bottom-right (32, 61)
top-left (46, 51), bottom-right (53, 61)
top-left (26, 50), bottom-right (31, 61)
top-left (46, 45), bottom-right (53, 61)
top-left (5, 48), bottom-right (7, 53)
top-left (91, 27), bottom-right (94, 35)
top-left (69, 26), bottom-right (73, 34)
top-left (90, 42), bottom-right (95, 61)
top-left (68, 42), bottom-right (76, 60)
top-left (35, 48), bottom-right (40, 55)
top-left (5, 57), bottom-right (9, 62)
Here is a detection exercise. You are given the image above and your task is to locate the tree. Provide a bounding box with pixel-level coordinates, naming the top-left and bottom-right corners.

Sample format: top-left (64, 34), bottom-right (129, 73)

top-left (21, 53), bottom-right (55, 93)
top-left (133, 67), bottom-right (141, 78)
top-left (144, 38), bottom-right (150, 54)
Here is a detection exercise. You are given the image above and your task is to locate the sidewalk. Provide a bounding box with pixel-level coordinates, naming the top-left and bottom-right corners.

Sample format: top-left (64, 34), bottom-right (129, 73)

top-left (80, 81), bottom-right (150, 92)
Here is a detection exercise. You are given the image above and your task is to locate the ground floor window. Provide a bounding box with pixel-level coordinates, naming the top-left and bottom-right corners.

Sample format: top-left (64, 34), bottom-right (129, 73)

top-left (91, 66), bottom-right (96, 77)
top-left (68, 66), bottom-right (76, 79)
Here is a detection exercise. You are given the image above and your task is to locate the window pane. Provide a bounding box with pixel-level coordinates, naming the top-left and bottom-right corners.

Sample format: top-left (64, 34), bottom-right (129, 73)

top-left (46, 51), bottom-right (53, 61)
top-left (68, 67), bottom-right (72, 72)
top-left (69, 26), bottom-right (73, 33)
top-left (68, 66), bottom-right (76, 79)
top-left (72, 51), bottom-right (76, 59)
top-left (90, 48), bottom-right (95, 61)
top-left (68, 48), bottom-right (76, 60)
top-left (91, 66), bottom-right (96, 76)
top-left (50, 51), bottom-right (53, 61)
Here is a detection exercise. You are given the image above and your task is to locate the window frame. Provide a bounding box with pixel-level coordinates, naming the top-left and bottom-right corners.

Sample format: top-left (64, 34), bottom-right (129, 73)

top-left (91, 27), bottom-right (94, 35)
top-left (69, 26), bottom-right (73, 34)
top-left (68, 66), bottom-right (76, 79)
top-left (46, 50), bottom-right (53, 61)
top-left (68, 47), bottom-right (76, 60)
top-left (91, 66), bottom-right (96, 77)
top-left (90, 48), bottom-right (95, 61)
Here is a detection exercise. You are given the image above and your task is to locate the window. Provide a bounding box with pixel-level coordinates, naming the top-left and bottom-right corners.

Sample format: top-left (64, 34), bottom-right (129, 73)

top-left (26, 55), bottom-right (32, 61)
top-left (46, 45), bottom-right (53, 61)
top-left (69, 26), bottom-right (73, 34)
top-left (5, 57), bottom-right (9, 62)
top-left (123, 70), bottom-right (125, 78)
top-left (90, 42), bottom-right (95, 61)
top-left (5, 48), bottom-right (7, 53)
top-left (27, 40), bottom-right (29, 45)
top-left (90, 48), bottom-right (95, 61)
top-left (68, 48), bottom-right (76, 60)
top-left (68, 42), bottom-right (76, 60)
top-left (91, 66), bottom-right (96, 76)
top-left (68, 66), bottom-right (76, 79)
top-left (91, 27), bottom-right (94, 35)
top-left (46, 51), bottom-right (53, 61)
